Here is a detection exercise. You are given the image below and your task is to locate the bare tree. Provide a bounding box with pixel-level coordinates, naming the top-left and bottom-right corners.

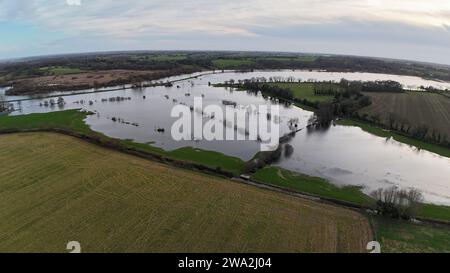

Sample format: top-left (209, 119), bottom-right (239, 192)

top-left (0, 93), bottom-right (7, 112)
top-left (388, 113), bottom-right (397, 130)
top-left (371, 186), bottom-right (423, 220)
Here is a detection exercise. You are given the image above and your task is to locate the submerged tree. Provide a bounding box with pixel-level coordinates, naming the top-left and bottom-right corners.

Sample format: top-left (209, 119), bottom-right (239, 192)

top-left (315, 103), bottom-right (334, 127)
top-left (284, 144), bottom-right (294, 157)
top-left (0, 94), bottom-right (7, 112)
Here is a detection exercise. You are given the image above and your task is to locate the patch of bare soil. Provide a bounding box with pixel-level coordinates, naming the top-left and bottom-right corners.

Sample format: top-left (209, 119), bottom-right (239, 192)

top-left (6, 69), bottom-right (191, 95)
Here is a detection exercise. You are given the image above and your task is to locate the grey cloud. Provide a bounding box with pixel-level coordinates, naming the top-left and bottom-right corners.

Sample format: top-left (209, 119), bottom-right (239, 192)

top-left (0, 0), bottom-right (449, 64)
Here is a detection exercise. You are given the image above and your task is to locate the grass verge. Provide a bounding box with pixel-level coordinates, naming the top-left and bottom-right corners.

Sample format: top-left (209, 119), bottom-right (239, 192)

top-left (251, 166), bottom-right (372, 206)
top-left (2, 110), bottom-right (449, 223)
top-left (251, 167), bottom-right (450, 223)
top-left (372, 216), bottom-right (450, 253)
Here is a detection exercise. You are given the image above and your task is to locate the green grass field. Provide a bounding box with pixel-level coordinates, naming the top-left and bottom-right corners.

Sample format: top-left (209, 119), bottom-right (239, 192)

top-left (267, 82), bottom-right (339, 103)
top-left (39, 66), bottom-right (85, 75)
top-left (417, 204), bottom-right (450, 222)
top-left (262, 56), bottom-right (318, 63)
top-left (251, 167), bottom-right (372, 206)
top-left (148, 55), bottom-right (187, 61)
top-left (212, 59), bottom-right (256, 69)
top-left (0, 109), bottom-right (93, 133)
top-left (372, 216), bottom-right (450, 253)
top-left (0, 132), bottom-right (372, 253)
top-left (211, 56), bottom-right (317, 70)
top-left (0, 110), bottom-right (245, 175)
top-left (127, 141), bottom-right (245, 174)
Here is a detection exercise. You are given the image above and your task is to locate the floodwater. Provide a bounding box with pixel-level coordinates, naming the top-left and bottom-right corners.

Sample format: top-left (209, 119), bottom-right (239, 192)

top-left (2, 70), bottom-right (450, 204)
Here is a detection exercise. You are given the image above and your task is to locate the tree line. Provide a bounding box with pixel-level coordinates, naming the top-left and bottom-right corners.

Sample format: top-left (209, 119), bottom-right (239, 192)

top-left (3, 52), bottom-right (450, 83)
top-left (312, 81), bottom-right (373, 127)
top-left (236, 82), bottom-right (295, 101)
top-left (221, 79), bottom-right (373, 128)
top-left (338, 79), bottom-right (404, 93)
top-left (354, 111), bottom-right (449, 147)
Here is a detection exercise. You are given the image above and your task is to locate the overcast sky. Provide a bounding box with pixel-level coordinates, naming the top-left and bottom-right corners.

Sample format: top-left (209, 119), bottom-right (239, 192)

top-left (1, 0), bottom-right (449, 64)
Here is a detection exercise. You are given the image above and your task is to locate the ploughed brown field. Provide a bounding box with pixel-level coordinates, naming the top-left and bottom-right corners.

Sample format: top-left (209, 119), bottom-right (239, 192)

top-left (0, 132), bottom-right (372, 253)
top-left (6, 70), bottom-right (166, 94)
top-left (359, 91), bottom-right (450, 138)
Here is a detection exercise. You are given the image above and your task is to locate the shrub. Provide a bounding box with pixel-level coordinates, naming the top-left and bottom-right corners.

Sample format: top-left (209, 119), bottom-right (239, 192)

top-left (371, 186), bottom-right (424, 220)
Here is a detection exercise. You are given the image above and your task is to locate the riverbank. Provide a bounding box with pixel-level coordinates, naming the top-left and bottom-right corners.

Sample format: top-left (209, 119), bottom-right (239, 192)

top-left (250, 166), bottom-right (450, 223)
top-left (1, 109), bottom-right (449, 254)
top-left (0, 110), bottom-right (245, 176)
top-left (337, 118), bottom-right (450, 158)
top-left (251, 167), bottom-right (372, 206)
top-left (0, 132), bottom-right (373, 253)
top-left (215, 81), bottom-right (450, 158)
top-left (1, 70), bottom-right (230, 104)
top-left (1, 109), bottom-right (449, 223)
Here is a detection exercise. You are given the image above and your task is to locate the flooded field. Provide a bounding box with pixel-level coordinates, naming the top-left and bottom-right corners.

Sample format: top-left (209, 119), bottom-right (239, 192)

top-left (2, 70), bottom-right (450, 204)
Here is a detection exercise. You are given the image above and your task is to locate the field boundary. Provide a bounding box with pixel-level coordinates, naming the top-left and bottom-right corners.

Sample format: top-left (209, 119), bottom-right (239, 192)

top-left (0, 131), bottom-right (374, 253)
top-left (232, 176), bottom-right (450, 229)
top-left (0, 128), bottom-right (236, 179)
top-left (2, 129), bottom-right (449, 229)
top-left (1, 70), bottom-right (225, 104)
top-left (232, 177), bottom-right (368, 210)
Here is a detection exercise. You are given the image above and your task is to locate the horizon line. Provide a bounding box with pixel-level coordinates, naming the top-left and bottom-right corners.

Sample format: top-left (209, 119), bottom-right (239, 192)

top-left (1, 49), bottom-right (449, 68)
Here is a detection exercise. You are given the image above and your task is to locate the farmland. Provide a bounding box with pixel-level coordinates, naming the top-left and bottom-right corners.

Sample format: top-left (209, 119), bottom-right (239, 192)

top-left (252, 167), bottom-right (450, 223)
top-left (3, 51), bottom-right (450, 95)
top-left (5, 69), bottom-right (191, 95)
top-left (359, 91), bottom-right (450, 139)
top-left (0, 132), bottom-right (372, 253)
top-left (266, 82), bottom-right (339, 103)
top-left (373, 216), bottom-right (450, 253)
top-left (1, 110), bottom-right (449, 222)
top-left (0, 110), bottom-right (246, 175)
top-left (38, 66), bottom-right (85, 75)
top-left (212, 59), bottom-right (256, 69)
